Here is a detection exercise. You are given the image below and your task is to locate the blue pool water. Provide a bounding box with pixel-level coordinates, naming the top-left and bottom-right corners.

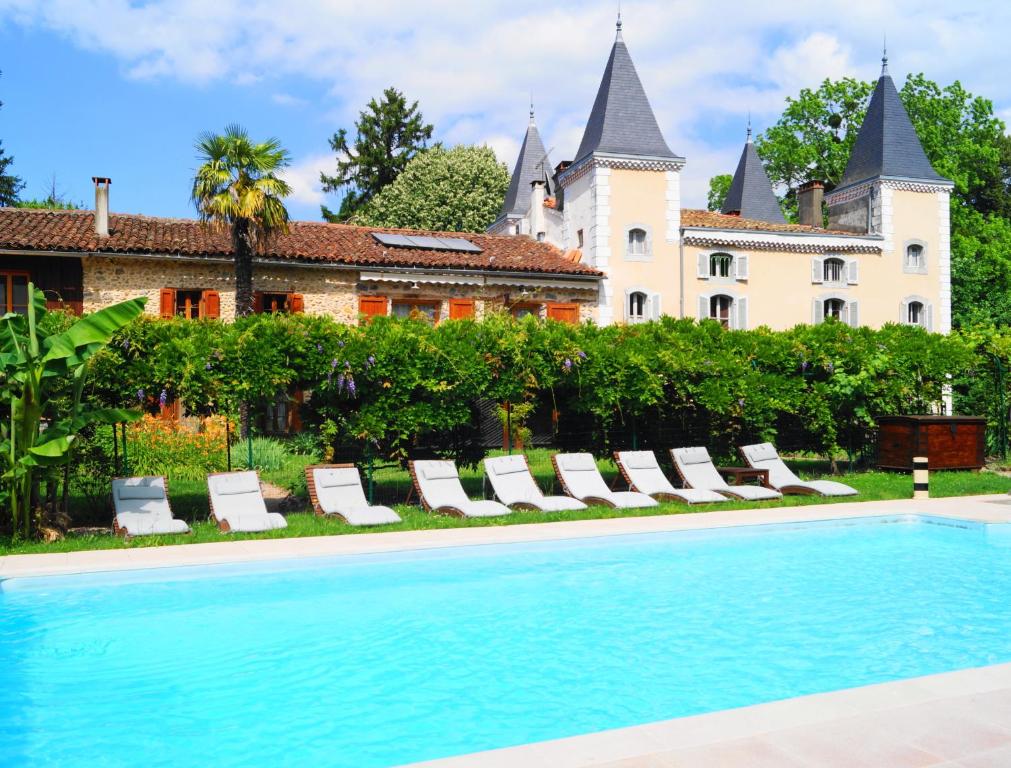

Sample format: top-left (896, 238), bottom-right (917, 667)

top-left (2, 515), bottom-right (1011, 767)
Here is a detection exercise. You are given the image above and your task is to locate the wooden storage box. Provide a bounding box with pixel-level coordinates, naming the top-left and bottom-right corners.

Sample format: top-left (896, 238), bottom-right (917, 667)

top-left (877, 415), bottom-right (986, 471)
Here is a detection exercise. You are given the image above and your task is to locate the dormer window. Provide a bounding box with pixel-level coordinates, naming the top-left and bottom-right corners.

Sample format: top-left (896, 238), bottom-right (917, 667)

top-left (904, 241), bottom-right (928, 274)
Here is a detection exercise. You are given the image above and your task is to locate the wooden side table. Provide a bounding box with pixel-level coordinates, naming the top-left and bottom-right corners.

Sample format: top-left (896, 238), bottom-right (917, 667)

top-left (717, 467), bottom-right (770, 488)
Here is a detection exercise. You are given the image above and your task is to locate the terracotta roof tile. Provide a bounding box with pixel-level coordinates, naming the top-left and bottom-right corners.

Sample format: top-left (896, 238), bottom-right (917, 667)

top-left (681, 208), bottom-right (857, 235)
top-left (0, 208), bottom-right (601, 278)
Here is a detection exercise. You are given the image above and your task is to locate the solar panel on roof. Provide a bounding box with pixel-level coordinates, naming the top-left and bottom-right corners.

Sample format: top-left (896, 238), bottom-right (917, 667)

top-left (371, 232), bottom-right (415, 247)
top-left (370, 231), bottom-right (483, 254)
top-left (436, 237), bottom-right (482, 253)
top-left (404, 235), bottom-right (446, 249)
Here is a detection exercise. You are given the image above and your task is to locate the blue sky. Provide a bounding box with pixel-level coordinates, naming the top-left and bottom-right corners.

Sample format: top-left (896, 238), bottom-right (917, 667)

top-left (1, 0), bottom-right (1009, 222)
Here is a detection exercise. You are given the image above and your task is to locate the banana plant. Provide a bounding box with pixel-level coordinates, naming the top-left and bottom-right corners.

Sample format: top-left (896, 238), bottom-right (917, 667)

top-left (0, 285), bottom-right (146, 539)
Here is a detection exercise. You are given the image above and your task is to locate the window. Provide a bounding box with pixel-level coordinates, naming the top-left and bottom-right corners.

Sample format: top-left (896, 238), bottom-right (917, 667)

top-left (710, 253), bottom-right (733, 278)
top-left (710, 295), bottom-right (733, 328)
top-left (904, 241), bottom-right (927, 274)
top-left (627, 228), bottom-right (647, 256)
top-left (907, 301), bottom-right (924, 326)
top-left (823, 258), bottom-right (845, 284)
top-left (392, 300), bottom-right (439, 324)
top-left (511, 303), bottom-right (540, 319)
top-left (254, 292), bottom-right (303, 314)
top-left (577, 229), bottom-right (584, 249)
top-left (160, 288), bottom-right (219, 320)
top-left (824, 298), bottom-right (846, 320)
top-left (0, 271), bottom-right (30, 315)
top-left (175, 290), bottom-right (202, 319)
top-left (628, 291), bottom-right (647, 324)
top-left (902, 297), bottom-right (931, 329)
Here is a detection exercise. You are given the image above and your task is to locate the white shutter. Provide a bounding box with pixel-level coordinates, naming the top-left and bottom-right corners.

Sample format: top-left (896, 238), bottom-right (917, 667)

top-left (925, 302), bottom-right (934, 331)
top-left (649, 292), bottom-right (662, 320)
top-left (812, 298), bottom-right (824, 325)
top-left (900, 299), bottom-right (909, 325)
top-left (848, 300), bottom-right (859, 328)
top-left (698, 294), bottom-right (709, 321)
top-left (811, 257), bottom-right (824, 284)
top-left (697, 253), bottom-right (709, 279)
top-left (736, 297), bottom-right (748, 330)
top-left (847, 258), bottom-right (859, 285)
top-left (623, 289), bottom-right (632, 322)
top-left (735, 254), bottom-right (749, 280)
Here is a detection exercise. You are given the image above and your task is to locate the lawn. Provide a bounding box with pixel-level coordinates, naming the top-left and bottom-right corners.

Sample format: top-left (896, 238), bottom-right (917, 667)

top-left (2, 448), bottom-right (1008, 557)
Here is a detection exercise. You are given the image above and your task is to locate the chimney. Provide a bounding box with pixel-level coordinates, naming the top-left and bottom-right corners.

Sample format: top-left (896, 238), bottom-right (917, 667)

top-left (797, 180), bottom-right (824, 228)
top-left (530, 179), bottom-right (546, 242)
top-left (92, 177), bottom-right (111, 238)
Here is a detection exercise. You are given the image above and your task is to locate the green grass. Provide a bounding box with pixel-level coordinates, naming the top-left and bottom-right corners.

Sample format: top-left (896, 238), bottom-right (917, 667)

top-left (2, 449), bottom-right (1008, 557)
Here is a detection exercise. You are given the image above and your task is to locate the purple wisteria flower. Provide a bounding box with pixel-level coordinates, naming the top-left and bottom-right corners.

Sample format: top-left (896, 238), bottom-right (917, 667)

top-left (577, 351), bottom-right (587, 359)
top-left (136, 389), bottom-right (145, 403)
top-left (159, 389), bottom-right (168, 408)
top-left (801, 360), bottom-right (808, 372)
top-left (347, 378), bottom-right (357, 397)
top-left (564, 358), bottom-right (572, 371)
top-left (121, 339), bottom-right (130, 351)
top-left (738, 398), bottom-right (746, 407)
top-left (316, 343), bottom-right (324, 353)
top-left (344, 360), bottom-right (351, 369)
top-left (331, 358), bottom-right (339, 369)
top-left (367, 355), bottom-right (376, 366)
top-left (338, 340), bottom-right (345, 348)
top-left (205, 362), bottom-right (212, 370)
top-left (827, 362), bottom-right (835, 373)
top-left (336, 373), bottom-right (345, 393)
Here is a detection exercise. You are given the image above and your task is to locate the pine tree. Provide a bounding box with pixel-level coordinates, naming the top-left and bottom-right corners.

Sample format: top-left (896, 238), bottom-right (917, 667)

top-left (320, 87), bottom-right (433, 222)
top-left (0, 72), bottom-right (24, 207)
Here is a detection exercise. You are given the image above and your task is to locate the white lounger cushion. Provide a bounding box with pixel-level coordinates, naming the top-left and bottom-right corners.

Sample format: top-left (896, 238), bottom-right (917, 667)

top-left (208, 471), bottom-right (288, 532)
top-left (484, 455), bottom-right (586, 512)
top-left (311, 467), bottom-right (401, 526)
top-left (555, 453), bottom-right (657, 509)
top-left (671, 447), bottom-right (782, 501)
top-left (414, 460), bottom-right (511, 518)
top-left (740, 443), bottom-right (858, 497)
top-left (112, 477), bottom-right (190, 536)
top-left (616, 451), bottom-right (726, 504)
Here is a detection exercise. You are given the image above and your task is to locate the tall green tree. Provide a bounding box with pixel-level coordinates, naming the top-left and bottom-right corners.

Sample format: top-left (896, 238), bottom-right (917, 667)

top-left (192, 124), bottom-right (292, 317)
top-left (357, 145), bottom-right (509, 232)
top-left (707, 173), bottom-right (732, 212)
top-left (320, 87), bottom-right (433, 222)
top-left (0, 71), bottom-right (24, 207)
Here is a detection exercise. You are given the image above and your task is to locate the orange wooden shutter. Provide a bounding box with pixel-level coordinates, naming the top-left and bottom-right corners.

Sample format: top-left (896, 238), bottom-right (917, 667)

top-left (289, 293), bottom-right (305, 314)
top-left (252, 291), bottom-right (264, 314)
top-left (201, 290), bottom-right (221, 319)
top-left (358, 296), bottom-right (387, 322)
top-left (546, 302), bottom-right (579, 324)
top-left (159, 288), bottom-right (176, 319)
top-left (448, 298), bottom-right (475, 320)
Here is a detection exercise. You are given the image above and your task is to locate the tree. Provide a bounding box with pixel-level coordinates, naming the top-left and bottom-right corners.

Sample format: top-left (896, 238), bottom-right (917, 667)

top-left (0, 71), bottom-right (24, 207)
top-left (357, 145), bottom-right (509, 232)
top-left (707, 174), bottom-right (732, 212)
top-left (320, 87), bottom-right (433, 222)
top-left (16, 175), bottom-right (82, 210)
top-left (192, 124), bottom-right (292, 317)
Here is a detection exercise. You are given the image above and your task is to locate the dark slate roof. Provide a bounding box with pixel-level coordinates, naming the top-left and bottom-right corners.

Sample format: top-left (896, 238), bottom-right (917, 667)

top-left (721, 138), bottom-right (786, 224)
top-left (573, 24), bottom-right (678, 164)
top-left (837, 59), bottom-right (948, 190)
top-left (499, 114), bottom-right (553, 218)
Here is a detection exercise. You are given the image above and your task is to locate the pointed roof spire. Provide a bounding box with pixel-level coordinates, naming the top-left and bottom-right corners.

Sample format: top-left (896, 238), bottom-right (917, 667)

top-left (836, 49), bottom-right (947, 191)
top-left (746, 112), bottom-right (752, 143)
top-left (721, 126), bottom-right (786, 224)
top-left (572, 20), bottom-right (678, 164)
top-left (498, 107), bottom-right (554, 219)
top-left (616, 4), bottom-right (623, 40)
top-left (881, 34), bottom-right (889, 75)
top-left (529, 94), bottom-right (535, 124)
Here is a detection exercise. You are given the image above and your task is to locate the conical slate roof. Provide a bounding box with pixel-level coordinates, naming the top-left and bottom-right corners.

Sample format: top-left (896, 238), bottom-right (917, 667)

top-left (721, 133), bottom-right (785, 224)
top-left (837, 56), bottom-right (947, 190)
top-left (573, 21), bottom-right (677, 164)
top-left (499, 111), bottom-right (553, 218)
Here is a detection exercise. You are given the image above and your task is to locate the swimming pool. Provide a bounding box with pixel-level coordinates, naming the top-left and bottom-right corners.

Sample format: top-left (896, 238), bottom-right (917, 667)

top-left (2, 515), bottom-right (1011, 767)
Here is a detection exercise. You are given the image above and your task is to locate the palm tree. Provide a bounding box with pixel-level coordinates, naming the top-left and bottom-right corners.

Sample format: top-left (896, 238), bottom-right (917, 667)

top-left (192, 124), bottom-right (292, 316)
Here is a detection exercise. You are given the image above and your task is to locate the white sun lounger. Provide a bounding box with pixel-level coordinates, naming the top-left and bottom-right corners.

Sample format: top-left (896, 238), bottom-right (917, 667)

top-left (305, 464), bottom-right (402, 526)
top-left (411, 460), bottom-right (512, 518)
top-left (207, 470), bottom-right (288, 533)
top-left (670, 447), bottom-right (782, 501)
top-left (739, 442), bottom-right (858, 497)
top-left (112, 476), bottom-right (190, 537)
top-left (614, 451), bottom-right (728, 504)
top-left (484, 454), bottom-right (587, 512)
top-left (552, 452), bottom-right (658, 509)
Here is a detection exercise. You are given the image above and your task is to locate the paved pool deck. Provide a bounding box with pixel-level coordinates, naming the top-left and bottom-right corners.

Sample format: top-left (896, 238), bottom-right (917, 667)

top-left (4, 493), bottom-right (1011, 767)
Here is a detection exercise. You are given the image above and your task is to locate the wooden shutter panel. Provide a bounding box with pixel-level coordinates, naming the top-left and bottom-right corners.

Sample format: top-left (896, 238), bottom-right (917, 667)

top-left (546, 302), bottom-right (579, 324)
top-left (697, 253), bottom-right (709, 278)
top-left (698, 295), bottom-right (709, 321)
top-left (735, 297), bottom-right (748, 330)
top-left (847, 300), bottom-right (859, 328)
top-left (201, 290), bottom-right (221, 319)
top-left (448, 298), bottom-right (476, 320)
top-left (289, 293), bottom-right (305, 314)
top-left (358, 296), bottom-right (388, 322)
top-left (812, 298), bottom-right (823, 325)
top-left (811, 258), bottom-right (823, 284)
top-left (159, 288), bottom-right (176, 319)
top-left (847, 259), bottom-right (859, 285)
top-left (252, 292), bottom-right (264, 314)
top-left (735, 254), bottom-right (749, 280)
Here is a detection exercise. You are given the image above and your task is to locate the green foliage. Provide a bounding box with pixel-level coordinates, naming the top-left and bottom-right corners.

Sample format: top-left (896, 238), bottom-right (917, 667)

top-left (357, 145), bottom-right (509, 232)
top-left (320, 87), bottom-right (434, 222)
top-left (15, 196), bottom-right (82, 210)
top-left (707, 173), bottom-right (732, 212)
top-left (0, 287), bottom-right (146, 538)
top-left (238, 436), bottom-right (294, 472)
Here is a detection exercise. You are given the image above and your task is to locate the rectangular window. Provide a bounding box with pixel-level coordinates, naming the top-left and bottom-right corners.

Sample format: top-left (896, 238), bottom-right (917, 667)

top-left (175, 290), bottom-right (203, 319)
top-left (258, 292), bottom-right (291, 313)
top-left (511, 302), bottom-right (540, 319)
top-left (0, 271), bottom-right (30, 315)
top-left (160, 288), bottom-right (220, 320)
top-left (576, 229), bottom-right (584, 249)
top-left (392, 300), bottom-right (439, 324)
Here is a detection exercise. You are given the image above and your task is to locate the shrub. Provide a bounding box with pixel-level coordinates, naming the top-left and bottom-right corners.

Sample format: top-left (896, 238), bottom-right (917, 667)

top-left (126, 415), bottom-right (230, 481)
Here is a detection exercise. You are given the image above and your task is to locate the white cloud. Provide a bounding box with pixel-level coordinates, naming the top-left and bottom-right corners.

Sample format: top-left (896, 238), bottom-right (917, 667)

top-left (271, 92), bottom-right (308, 108)
top-left (3, 0), bottom-right (1011, 208)
top-left (278, 152), bottom-right (332, 207)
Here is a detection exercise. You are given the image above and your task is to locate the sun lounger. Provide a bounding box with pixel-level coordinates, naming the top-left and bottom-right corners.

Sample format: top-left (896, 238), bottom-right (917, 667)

top-left (739, 443), bottom-right (858, 496)
top-left (112, 476), bottom-right (190, 537)
top-left (551, 452), bottom-right (658, 509)
top-left (207, 470), bottom-right (288, 533)
top-left (410, 460), bottom-right (512, 518)
top-left (670, 447), bottom-right (782, 501)
top-left (305, 464), bottom-right (402, 526)
top-left (614, 451), bottom-right (727, 504)
top-left (484, 454), bottom-right (587, 512)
